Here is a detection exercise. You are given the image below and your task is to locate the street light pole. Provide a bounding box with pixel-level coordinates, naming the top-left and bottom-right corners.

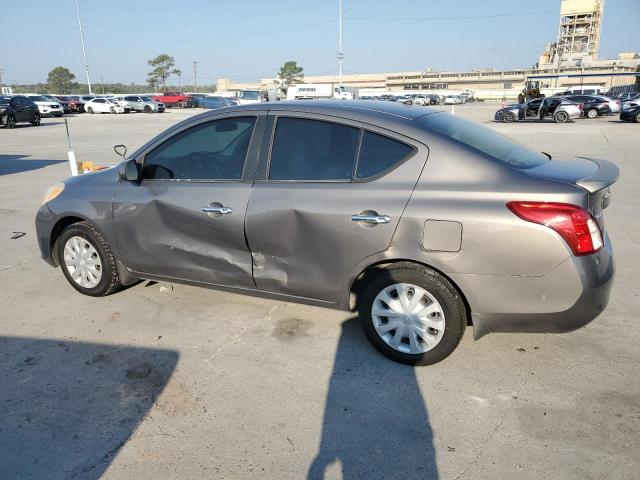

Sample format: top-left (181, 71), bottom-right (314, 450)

top-left (75, 0), bottom-right (93, 95)
top-left (337, 0), bottom-right (344, 87)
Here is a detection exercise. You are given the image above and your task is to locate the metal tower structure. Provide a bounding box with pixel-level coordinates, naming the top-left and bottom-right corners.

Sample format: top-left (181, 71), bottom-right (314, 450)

top-left (555, 0), bottom-right (605, 64)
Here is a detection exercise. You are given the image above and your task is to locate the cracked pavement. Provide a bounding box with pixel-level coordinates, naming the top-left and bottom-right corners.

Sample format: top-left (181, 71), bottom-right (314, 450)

top-left (1, 105), bottom-right (638, 479)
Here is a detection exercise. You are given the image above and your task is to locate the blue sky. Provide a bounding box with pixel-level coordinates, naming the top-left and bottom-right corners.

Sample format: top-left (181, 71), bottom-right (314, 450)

top-left (1, 0), bottom-right (638, 85)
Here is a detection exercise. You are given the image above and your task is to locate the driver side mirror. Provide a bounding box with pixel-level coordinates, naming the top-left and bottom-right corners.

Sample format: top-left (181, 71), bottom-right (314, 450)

top-left (119, 159), bottom-right (140, 182)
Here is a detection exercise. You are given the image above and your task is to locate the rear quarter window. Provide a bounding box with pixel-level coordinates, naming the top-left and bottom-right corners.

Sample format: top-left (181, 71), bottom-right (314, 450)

top-left (416, 113), bottom-right (548, 169)
top-left (356, 131), bottom-right (414, 179)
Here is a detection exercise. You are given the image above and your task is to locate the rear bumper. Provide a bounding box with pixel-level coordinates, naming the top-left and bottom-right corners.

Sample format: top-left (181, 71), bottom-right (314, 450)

top-left (452, 233), bottom-right (614, 339)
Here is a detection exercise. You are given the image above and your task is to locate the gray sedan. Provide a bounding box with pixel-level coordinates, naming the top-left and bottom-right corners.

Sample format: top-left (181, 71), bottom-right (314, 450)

top-left (36, 101), bottom-right (618, 365)
top-left (496, 97), bottom-right (582, 123)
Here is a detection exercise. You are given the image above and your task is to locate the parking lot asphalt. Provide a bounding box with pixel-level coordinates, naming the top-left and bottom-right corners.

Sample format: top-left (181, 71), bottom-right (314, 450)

top-left (1, 104), bottom-right (638, 479)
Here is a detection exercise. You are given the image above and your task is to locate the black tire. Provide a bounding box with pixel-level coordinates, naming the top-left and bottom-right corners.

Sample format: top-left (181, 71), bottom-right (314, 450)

top-left (358, 263), bottom-right (466, 365)
top-left (178, 102), bottom-right (184, 108)
top-left (6, 114), bottom-right (16, 128)
top-left (31, 114), bottom-right (41, 126)
top-left (144, 105), bottom-right (152, 113)
top-left (503, 111), bottom-right (515, 123)
top-left (87, 106), bottom-right (94, 114)
top-left (57, 221), bottom-right (121, 297)
top-left (635, 112), bottom-right (640, 123)
top-left (554, 111), bottom-right (569, 123)
top-left (110, 107), bottom-right (116, 114)
top-left (587, 108), bottom-right (598, 119)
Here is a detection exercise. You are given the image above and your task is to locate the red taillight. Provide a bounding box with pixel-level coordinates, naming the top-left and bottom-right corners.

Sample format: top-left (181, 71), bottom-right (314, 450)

top-left (507, 201), bottom-right (603, 256)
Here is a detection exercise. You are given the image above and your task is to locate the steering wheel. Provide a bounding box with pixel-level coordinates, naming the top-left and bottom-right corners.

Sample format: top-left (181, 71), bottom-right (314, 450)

top-left (188, 152), bottom-right (221, 179)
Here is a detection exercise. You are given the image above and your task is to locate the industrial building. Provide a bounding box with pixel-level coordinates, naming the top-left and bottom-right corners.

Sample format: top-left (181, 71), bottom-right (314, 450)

top-left (216, 0), bottom-right (639, 99)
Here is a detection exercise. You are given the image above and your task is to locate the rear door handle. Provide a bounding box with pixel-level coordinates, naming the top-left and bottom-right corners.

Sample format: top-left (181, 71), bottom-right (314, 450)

top-left (201, 206), bottom-right (233, 215)
top-left (350, 214), bottom-right (391, 224)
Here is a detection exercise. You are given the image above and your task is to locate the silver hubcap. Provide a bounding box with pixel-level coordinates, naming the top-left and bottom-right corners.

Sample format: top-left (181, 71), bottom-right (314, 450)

top-left (63, 236), bottom-right (102, 288)
top-left (371, 283), bottom-right (445, 354)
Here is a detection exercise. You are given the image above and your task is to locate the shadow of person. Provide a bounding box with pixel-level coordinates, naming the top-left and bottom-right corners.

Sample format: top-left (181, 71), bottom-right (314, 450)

top-left (308, 318), bottom-right (439, 480)
top-left (0, 337), bottom-right (178, 479)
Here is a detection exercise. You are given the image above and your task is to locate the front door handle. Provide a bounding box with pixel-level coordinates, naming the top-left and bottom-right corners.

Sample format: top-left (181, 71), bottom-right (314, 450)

top-left (350, 214), bottom-right (391, 224)
top-left (201, 206), bottom-right (233, 215)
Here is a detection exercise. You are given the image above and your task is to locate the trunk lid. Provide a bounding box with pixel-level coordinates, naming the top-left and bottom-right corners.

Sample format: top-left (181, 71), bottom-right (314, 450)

top-left (523, 157), bottom-right (619, 231)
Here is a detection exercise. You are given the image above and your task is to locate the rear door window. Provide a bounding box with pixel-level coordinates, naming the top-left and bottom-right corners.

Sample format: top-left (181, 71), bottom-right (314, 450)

top-left (356, 131), bottom-right (414, 179)
top-left (269, 117), bottom-right (359, 181)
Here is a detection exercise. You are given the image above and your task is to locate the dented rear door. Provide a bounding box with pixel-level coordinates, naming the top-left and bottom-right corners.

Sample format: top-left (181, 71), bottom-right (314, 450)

top-left (113, 113), bottom-right (265, 287)
top-left (245, 112), bottom-right (428, 303)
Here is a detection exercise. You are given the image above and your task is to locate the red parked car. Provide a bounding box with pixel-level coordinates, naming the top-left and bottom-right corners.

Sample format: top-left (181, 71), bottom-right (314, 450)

top-left (151, 91), bottom-right (193, 108)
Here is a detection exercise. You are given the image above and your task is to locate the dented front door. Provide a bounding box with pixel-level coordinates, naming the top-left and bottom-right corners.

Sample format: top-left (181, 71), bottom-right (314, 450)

top-left (112, 114), bottom-right (264, 288)
top-left (113, 182), bottom-right (254, 287)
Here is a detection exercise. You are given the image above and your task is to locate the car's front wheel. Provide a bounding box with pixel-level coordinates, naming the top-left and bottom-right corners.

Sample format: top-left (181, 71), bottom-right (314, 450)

top-left (358, 263), bottom-right (466, 365)
top-left (502, 111), bottom-right (515, 123)
top-left (634, 112), bottom-right (640, 123)
top-left (31, 114), bottom-right (41, 126)
top-left (587, 108), bottom-right (598, 119)
top-left (57, 221), bottom-right (121, 296)
top-left (87, 106), bottom-right (94, 114)
top-left (6, 114), bottom-right (16, 128)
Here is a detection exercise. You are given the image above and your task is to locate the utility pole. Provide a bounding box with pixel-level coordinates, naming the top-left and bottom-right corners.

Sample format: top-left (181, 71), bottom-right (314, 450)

top-left (337, 0), bottom-right (344, 87)
top-left (100, 75), bottom-right (105, 94)
top-left (75, 0), bottom-right (93, 95)
top-left (192, 60), bottom-right (198, 93)
top-left (0, 68), bottom-right (4, 88)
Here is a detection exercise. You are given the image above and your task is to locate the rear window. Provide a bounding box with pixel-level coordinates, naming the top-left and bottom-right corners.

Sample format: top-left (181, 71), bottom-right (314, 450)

top-left (356, 131), bottom-right (413, 179)
top-left (0, 96), bottom-right (10, 105)
top-left (416, 113), bottom-right (548, 169)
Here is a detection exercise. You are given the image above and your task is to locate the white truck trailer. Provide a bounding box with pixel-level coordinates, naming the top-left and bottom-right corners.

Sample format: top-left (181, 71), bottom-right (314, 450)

top-left (287, 83), bottom-right (353, 100)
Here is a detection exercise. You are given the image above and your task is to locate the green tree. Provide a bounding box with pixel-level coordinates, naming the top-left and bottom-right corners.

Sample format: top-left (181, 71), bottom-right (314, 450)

top-left (277, 61), bottom-right (304, 94)
top-left (47, 67), bottom-right (76, 94)
top-left (147, 54), bottom-right (181, 92)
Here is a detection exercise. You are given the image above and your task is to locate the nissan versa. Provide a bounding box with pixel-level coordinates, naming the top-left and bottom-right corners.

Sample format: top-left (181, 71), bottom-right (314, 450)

top-left (35, 101), bottom-right (618, 365)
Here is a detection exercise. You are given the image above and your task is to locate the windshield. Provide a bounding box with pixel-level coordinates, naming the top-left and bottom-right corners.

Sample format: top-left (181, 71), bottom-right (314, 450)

top-left (417, 113), bottom-right (549, 169)
top-left (0, 96), bottom-right (11, 105)
top-left (28, 96), bottom-right (49, 102)
top-left (238, 90), bottom-right (260, 100)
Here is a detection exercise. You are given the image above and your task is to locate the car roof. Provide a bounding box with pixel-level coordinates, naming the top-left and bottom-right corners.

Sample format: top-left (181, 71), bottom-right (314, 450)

top-left (216, 100), bottom-right (441, 124)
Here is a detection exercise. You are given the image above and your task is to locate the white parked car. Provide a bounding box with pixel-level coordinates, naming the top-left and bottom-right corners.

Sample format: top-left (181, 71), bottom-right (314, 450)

top-left (84, 98), bottom-right (125, 114)
top-left (116, 95), bottom-right (165, 113)
top-left (443, 96), bottom-right (460, 105)
top-left (24, 94), bottom-right (64, 117)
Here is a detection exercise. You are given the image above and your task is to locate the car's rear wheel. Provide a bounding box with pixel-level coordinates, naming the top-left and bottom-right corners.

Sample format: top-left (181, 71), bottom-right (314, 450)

top-left (87, 106), bottom-right (94, 114)
top-left (31, 114), bottom-right (41, 126)
top-left (144, 105), bottom-right (152, 113)
top-left (57, 221), bottom-right (121, 296)
top-left (587, 108), bottom-right (598, 119)
top-left (6, 114), bottom-right (16, 128)
top-left (358, 263), bottom-right (466, 365)
top-left (634, 112), bottom-right (640, 123)
top-left (554, 111), bottom-right (569, 123)
top-left (502, 111), bottom-right (515, 123)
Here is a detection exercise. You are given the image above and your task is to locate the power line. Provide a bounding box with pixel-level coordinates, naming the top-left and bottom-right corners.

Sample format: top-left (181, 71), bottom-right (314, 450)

top-left (345, 10), bottom-right (559, 22)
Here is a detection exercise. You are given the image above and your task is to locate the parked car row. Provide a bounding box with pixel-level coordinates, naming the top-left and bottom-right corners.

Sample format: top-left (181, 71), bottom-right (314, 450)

top-left (495, 93), bottom-right (638, 124)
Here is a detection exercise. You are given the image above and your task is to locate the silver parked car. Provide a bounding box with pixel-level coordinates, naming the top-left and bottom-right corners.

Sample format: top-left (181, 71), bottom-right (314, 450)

top-left (496, 97), bottom-right (582, 123)
top-left (36, 101), bottom-right (617, 365)
top-left (116, 95), bottom-right (165, 113)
